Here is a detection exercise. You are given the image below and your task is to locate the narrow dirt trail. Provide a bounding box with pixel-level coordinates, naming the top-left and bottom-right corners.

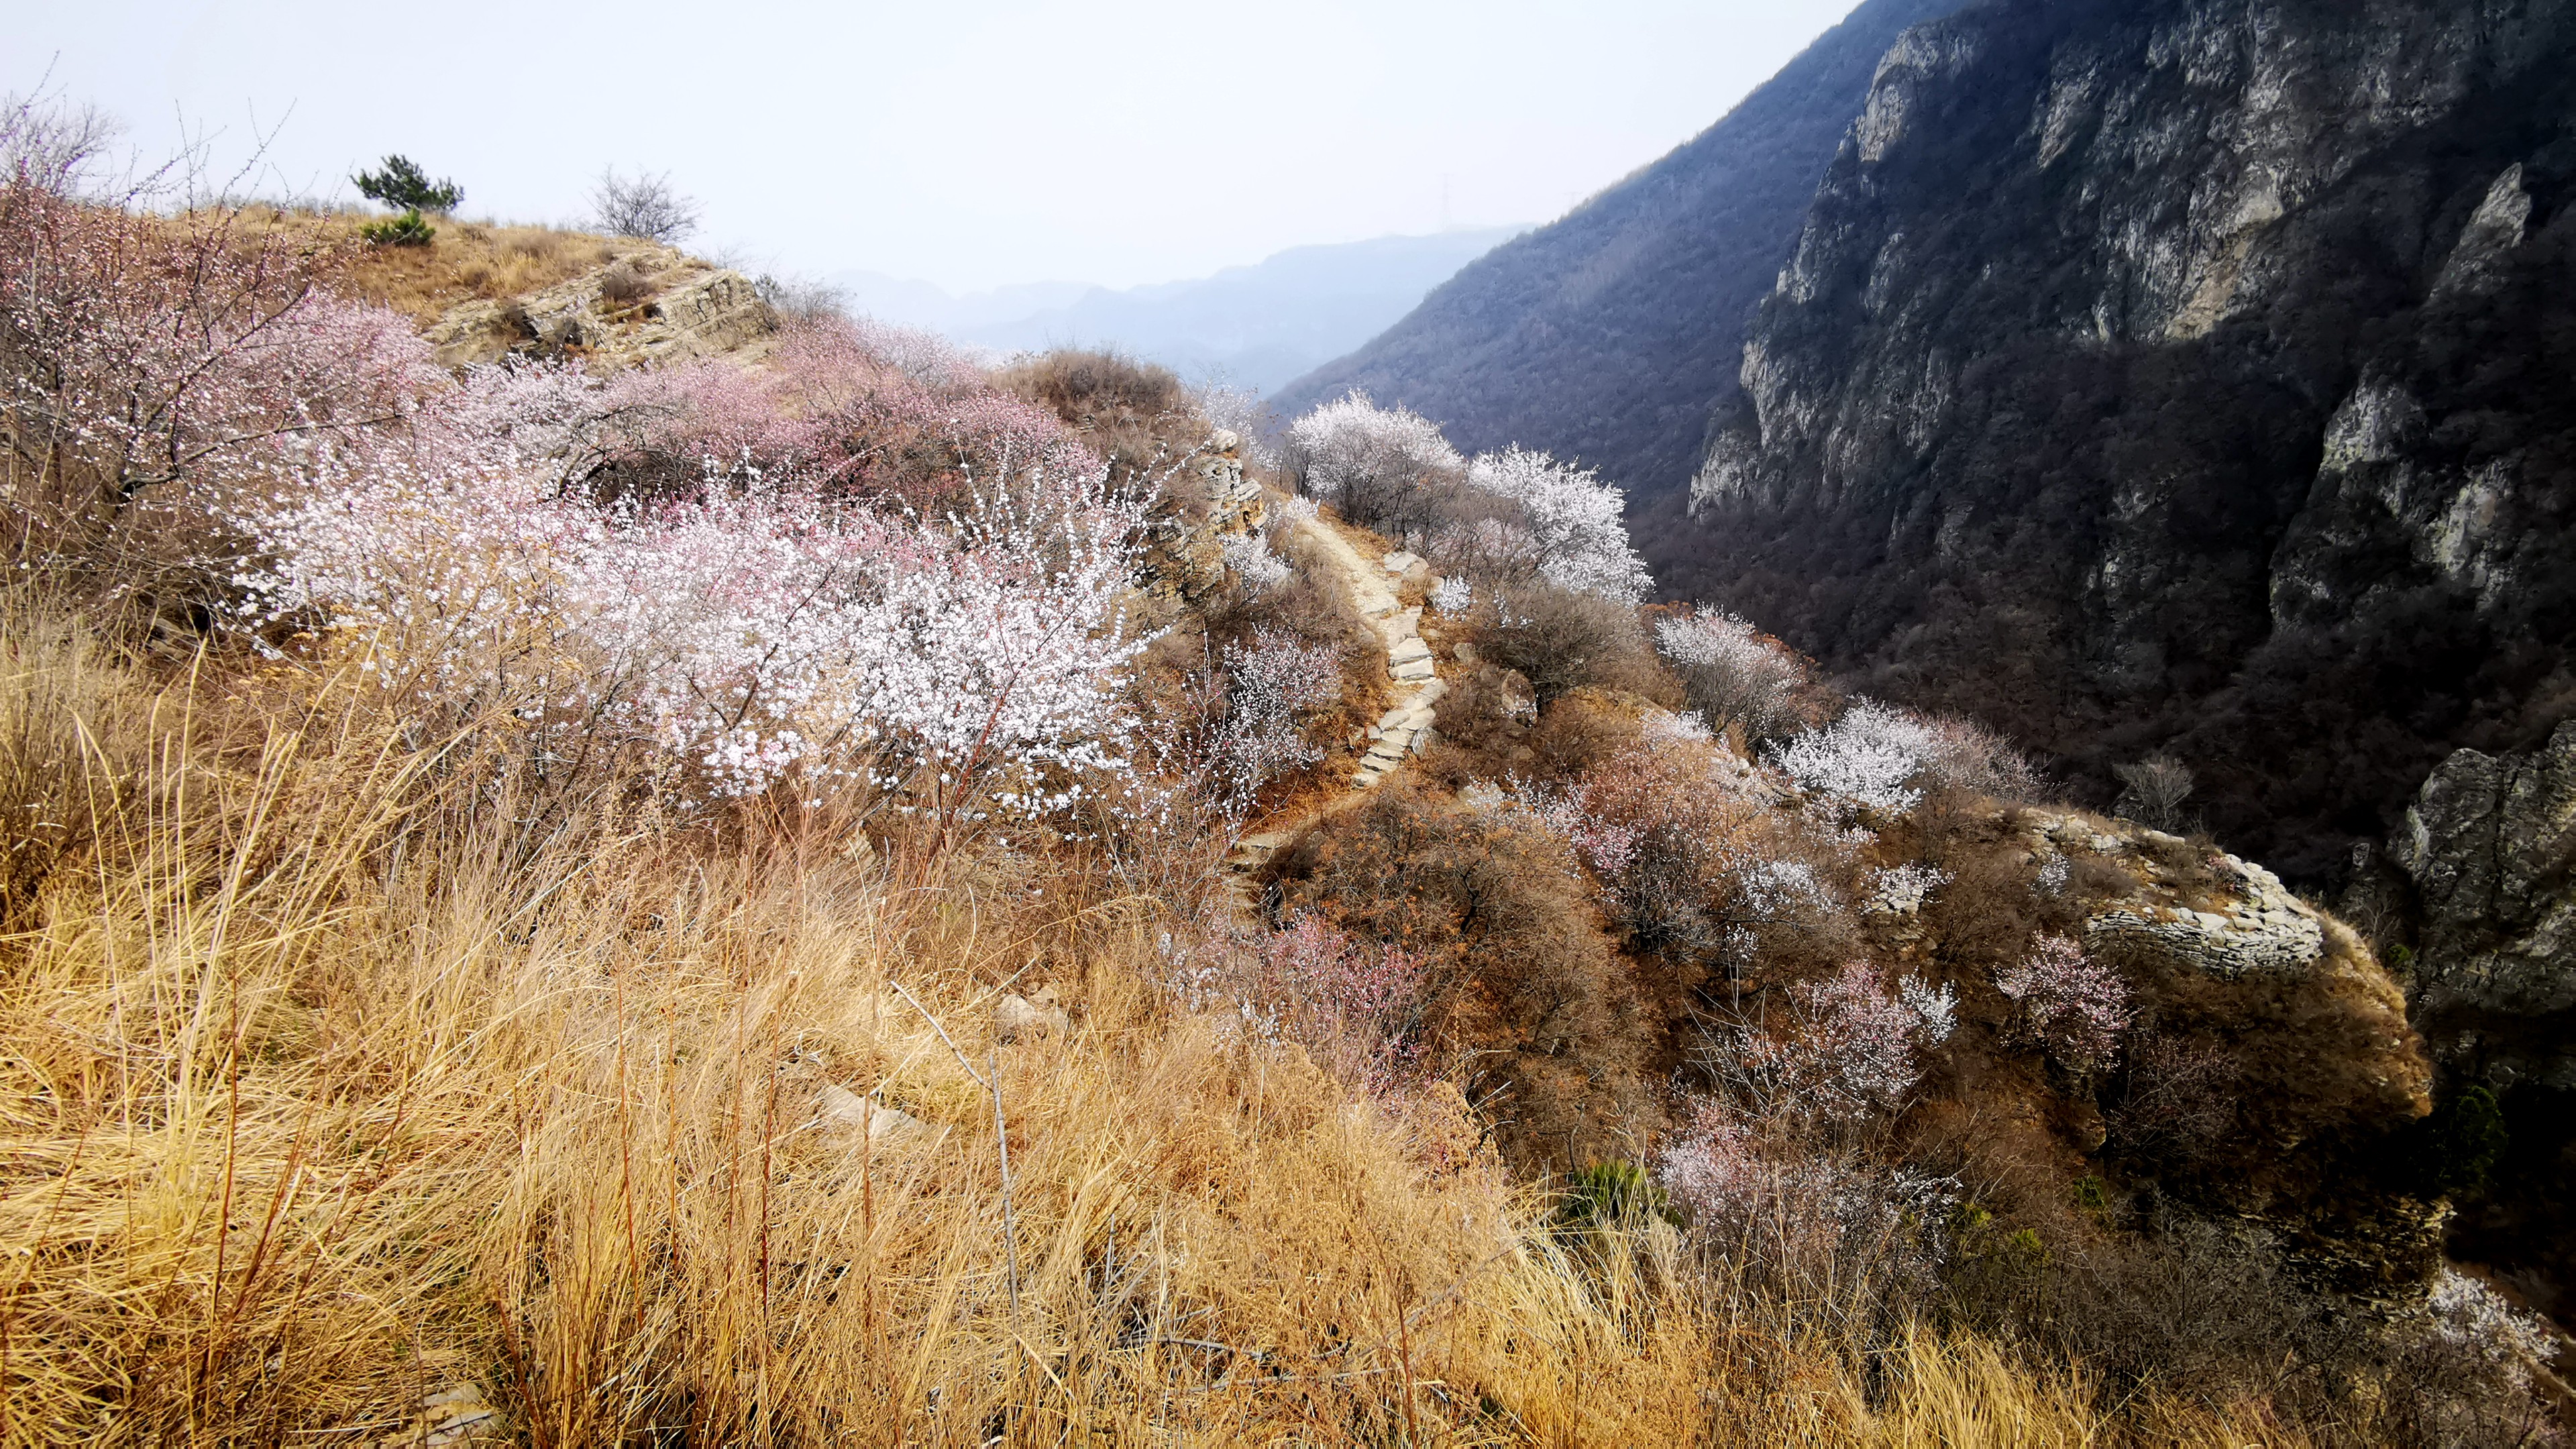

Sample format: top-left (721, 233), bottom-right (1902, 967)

top-left (1226, 503), bottom-right (1448, 881)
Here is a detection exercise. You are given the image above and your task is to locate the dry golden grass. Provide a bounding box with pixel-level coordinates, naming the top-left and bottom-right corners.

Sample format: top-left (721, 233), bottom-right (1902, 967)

top-left (215, 208), bottom-right (638, 324)
top-left (0, 596), bottom-right (2298, 1445)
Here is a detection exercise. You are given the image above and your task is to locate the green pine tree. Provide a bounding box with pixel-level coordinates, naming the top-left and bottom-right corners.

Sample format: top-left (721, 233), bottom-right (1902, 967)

top-left (353, 154), bottom-right (462, 215)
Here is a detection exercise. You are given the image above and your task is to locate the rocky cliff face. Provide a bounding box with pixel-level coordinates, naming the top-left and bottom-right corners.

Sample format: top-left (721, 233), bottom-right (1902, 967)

top-left (1670, 0), bottom-right (2576, 1310)
top-left (2397, 720), bottom-right (2576, 1091)
top-left (2371, 719), bottom-right (2576, 1313)
top-left (426, 245), bottom-right (775, 371)
top-left (1684, 0), bottom-right (2576, 884)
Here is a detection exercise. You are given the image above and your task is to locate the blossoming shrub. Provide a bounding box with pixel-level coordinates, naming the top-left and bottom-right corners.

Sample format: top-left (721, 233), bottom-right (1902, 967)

top-left (1654, 606), bottom-right (1815, 744)
top-left (233, 354), bottom-right (1154, 814)
top-left (579, 319), bottom-right (1090, 514)
top-left (1698, 959), bottom-right (1956, 1124)
top-left (0, 167), bottom-right (433, 598)
top-left (1502, 736), bottom-right (1857, 981)
top-left (1996, 934), bottom-right (2133, 1075)
top-left (1284, 389), bottom-right (1461, 527)
top-left (1768, 698), bottom-right (2045, 822)
top-left (1457, 446), bottom-right (1650, 604)
top-left (2392, 1269), bottom-right (2565, 1446)
top-left (1210, 627), bottom-right (1342, 816)
top-left (1257, 912), bottom-right (1434, 1087)
top-left (1658, 1097), bottom-right (1954, 1308)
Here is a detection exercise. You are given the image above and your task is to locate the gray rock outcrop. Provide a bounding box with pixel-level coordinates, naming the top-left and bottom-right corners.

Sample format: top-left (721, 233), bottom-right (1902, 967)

top-left (2394, 720), bottom-right (2576, 1088)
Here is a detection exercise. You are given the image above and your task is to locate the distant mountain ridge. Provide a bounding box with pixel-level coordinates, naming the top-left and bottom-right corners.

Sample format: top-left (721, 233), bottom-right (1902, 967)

top-left (1271, 0), bottom-right (1963, 498)
top-left (832, 227), bottom-right (1523, 395)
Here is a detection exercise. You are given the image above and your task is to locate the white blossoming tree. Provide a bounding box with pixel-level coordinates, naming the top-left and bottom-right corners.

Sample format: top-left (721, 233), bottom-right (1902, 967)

top-left (1460, 445), bottom-right (1651, 604)
top-left (1283, 390), bottom-right (1460, 527)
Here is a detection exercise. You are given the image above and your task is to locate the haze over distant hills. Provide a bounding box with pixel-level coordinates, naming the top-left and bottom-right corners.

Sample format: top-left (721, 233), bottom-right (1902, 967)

top-left (830, 227), bottom-right (1524, 395)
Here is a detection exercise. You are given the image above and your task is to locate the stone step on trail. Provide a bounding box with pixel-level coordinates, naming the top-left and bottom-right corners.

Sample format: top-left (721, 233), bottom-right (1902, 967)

top-left (1265, 511), bottom-right (1450, 799)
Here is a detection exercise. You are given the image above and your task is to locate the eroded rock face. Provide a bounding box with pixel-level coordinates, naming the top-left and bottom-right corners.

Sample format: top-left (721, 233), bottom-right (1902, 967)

top-left (2084, 851), bottom-right (2328, 981)
top-left (1680, 0), bottom-right (2576, 887)
top-left (2396, 720), bottom-right (2576, 1088)
top-left (425, 248), bottom-right (775, 371)
top-left (1136, 432), bottom-right (1266, 605)
top-left (2018, 809), bottom-right (2439, 1289)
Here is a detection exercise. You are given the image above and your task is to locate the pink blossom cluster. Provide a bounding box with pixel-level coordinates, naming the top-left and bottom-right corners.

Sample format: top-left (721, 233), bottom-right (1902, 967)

top-left (0, 178), bottom-right (435, 519)
top-left (1258, 912), bottom-right (1434, 1087)
top-left (1996, 935), bottom-right (2133, 1073)
top-left (537, 317), bottom-right (1090, 511)
top-left (1707, 961), bottom-right (1955, 1123)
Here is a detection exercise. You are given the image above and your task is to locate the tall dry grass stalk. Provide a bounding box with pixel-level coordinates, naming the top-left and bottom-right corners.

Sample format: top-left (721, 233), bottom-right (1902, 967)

top-left (0, 596), bottom-right (2290, 1444)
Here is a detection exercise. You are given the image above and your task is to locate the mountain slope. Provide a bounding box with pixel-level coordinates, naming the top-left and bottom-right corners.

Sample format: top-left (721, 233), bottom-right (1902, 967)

top-left (832, 231), bottom-right (1520, 395)
top-left (1672, 0), bottom-right (2576, 1301)
top-left (1684, 0), bottom-right (2576, 880)
top-left (1269, 0), bottom-right (1963, 498)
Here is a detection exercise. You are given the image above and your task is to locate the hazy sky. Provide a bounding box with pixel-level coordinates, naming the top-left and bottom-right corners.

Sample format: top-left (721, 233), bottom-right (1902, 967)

top-left (7, 0), bottom-right (1864, 292)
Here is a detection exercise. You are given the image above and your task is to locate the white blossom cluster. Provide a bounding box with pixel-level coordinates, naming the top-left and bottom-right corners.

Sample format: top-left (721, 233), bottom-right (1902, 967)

top-left (1654, 607), bottom-right (1809, 739)
top-left (1867, 863), bottom-right (1953, 916)
top-left (1220, 530), bottom-right (1291, 592)
top-left (1643, 709), bottom-right (1714, 745)
top-left (2412, 1269), bottom-right (2559, 1421)
top-left (1504, 775), bottom-right (1644, 879)
top-left (1285, 390), bottom-right (1460, 511)
top-left (1768, 699), bottom-right (1944, 819)
top-left (233, 364), bottom-right (1153, 810)
top-left (1212, 628), bottom-right (1342, 816)
top-left (1458, 445), bottom-right (1652, 604)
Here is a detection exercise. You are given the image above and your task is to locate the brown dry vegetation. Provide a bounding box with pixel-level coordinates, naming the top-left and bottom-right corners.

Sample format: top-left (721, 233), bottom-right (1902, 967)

top-left (218, 208), bottom-right (633, 324)
top-left (0, 593), bottom-right (2337, 1446)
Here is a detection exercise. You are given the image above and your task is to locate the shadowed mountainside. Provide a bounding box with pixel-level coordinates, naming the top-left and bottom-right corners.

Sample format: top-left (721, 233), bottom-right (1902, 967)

top-left (1270, 0), bottom-right (1962, 500)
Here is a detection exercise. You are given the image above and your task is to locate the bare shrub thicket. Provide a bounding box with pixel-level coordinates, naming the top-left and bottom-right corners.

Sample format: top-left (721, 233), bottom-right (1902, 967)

top-left (751, 269), bottom-right (850, 324)
top-left (2114, 752), bottom-right (2196, 831)
top-left (1471, 584), bottom-right (1654, 704)
top-left (1000, 348), bottom-right (1195, 490)
top-left (1267, 782), bottom-right (1654, 1169)
top-left (1, 93), bottom-right (123, 195)
top-left (588, 166), bottom-right (702, 242)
